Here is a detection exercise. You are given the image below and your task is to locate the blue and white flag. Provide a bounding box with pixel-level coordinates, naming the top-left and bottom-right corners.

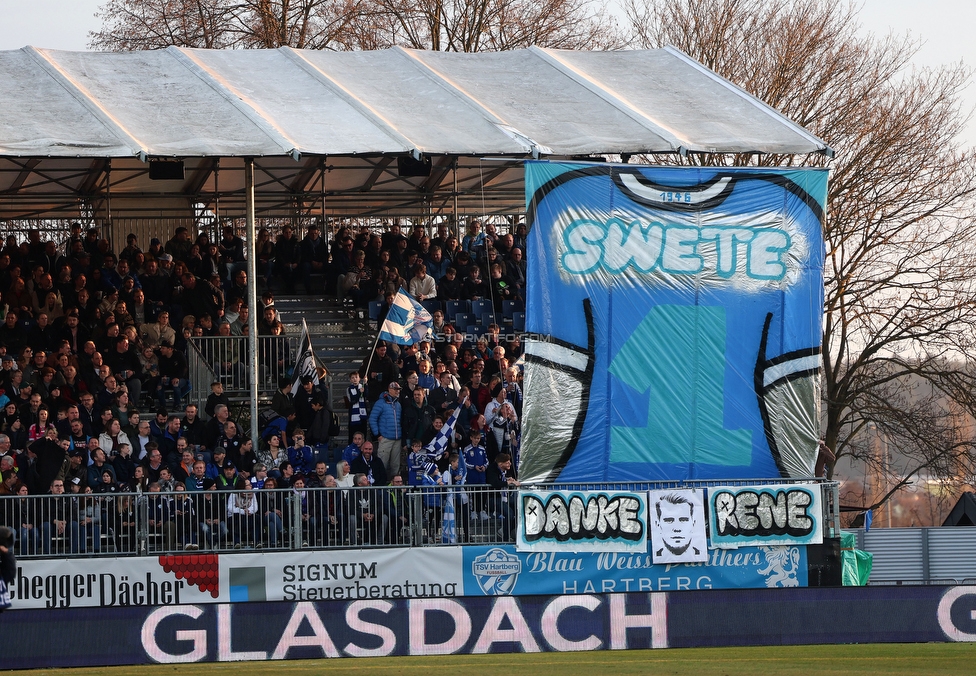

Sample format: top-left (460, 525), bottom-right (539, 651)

top-left (378, 287), bottom-right (433, 345)
top-left (424, 398), bottom-right (464, 460)
top-left (442, 473), bottom-right (457, 544)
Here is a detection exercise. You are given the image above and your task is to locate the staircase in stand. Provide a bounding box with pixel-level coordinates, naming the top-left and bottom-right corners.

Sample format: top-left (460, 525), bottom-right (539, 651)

top-left (274, 295), bottom-right (375, 439)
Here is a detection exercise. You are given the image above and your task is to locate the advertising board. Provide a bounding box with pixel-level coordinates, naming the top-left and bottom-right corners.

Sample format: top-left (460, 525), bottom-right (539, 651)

top-left (10, 536), bottom-right (811, 611)
top-left (5, 586), bottom-right (976, 669)
top-left (463, 543), bottom-right (808, 596)
top-left (9, 548), bottom-right (463, 610)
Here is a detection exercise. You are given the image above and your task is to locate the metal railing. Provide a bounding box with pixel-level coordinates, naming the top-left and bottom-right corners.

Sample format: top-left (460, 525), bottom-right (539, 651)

top-left (187, 335), bottom-right (298, 397)
top-left (2, 479), bottom-right (838, 559)
top-left (1, 485), bottom-right (516, 558)
top-left (185, 339), bottom-right (218, 415)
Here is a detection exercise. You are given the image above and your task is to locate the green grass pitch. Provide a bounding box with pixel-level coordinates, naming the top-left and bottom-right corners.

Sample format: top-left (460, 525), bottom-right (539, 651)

top-left (22, 644), bottom-right (976, 676)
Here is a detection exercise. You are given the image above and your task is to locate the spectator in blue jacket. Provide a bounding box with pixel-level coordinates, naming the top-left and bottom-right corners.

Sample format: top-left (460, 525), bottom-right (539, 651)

top-left (342, 431), bottom-right (365, 466)
top-left (369, 381), bottom-right (402, 477)
top-left (425, 246), bottom-right (451, 282)
top-left (463, 429), bottom-right (489, 520)
top-left (287, 429), bottom-right (315, 475)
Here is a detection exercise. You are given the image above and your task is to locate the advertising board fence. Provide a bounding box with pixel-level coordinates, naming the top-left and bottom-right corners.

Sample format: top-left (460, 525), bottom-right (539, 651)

top-left (9, 541), bottom-right (809, 611)
top-left (9, 549), bottom-right (463, 610)
top-left (463, 544), bottom-right (807, 596)
top-left (4, 586), bottom-right (976, 669)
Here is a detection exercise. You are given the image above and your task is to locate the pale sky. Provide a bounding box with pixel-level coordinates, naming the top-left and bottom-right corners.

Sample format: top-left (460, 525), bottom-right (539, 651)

top-left (1, 0), bottom-right (974, 144)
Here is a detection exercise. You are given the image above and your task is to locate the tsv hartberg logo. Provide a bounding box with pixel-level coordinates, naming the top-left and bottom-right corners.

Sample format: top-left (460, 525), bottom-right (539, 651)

top-left (472, 549), bottom-right (522, 595)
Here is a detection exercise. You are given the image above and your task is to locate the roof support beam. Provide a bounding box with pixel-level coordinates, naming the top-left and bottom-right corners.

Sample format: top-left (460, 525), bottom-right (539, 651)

top-left (5, 159), bottom-right (40, 194)
top-left (360, 157), bottom-right (395, 192)
top-left (466, 164), bottom-right (513, 194)
top-left (183, 158), bottom-right (218, 195)
top-left (420, 155), bottom-right (455, 193)
top-left (244, 157), bottom-right (259, 450)
top-left (77, 159), bottom-right (109, 195)
top-left (16, 163), bottom-right (99, 196)
top-left (289, 156), bottom-right (322, 193)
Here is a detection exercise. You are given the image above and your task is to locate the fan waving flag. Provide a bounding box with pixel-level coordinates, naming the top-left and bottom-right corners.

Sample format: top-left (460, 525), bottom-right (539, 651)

top-left (424, 398), bottom-right (464, 461)
top-left (378, 288), bottom-right (433, 345)
top-left (292, 318), bottom-right (327, 393)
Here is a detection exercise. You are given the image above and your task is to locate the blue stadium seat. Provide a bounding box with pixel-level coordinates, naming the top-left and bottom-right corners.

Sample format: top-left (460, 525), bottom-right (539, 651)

top-left (445, 300), bottom-right (469, 323)
top-left (470, 299), bottom-right (492, 318)
top-left (482, 312), bottom-right (498, 327)
top-left (502, 299), bottom-right (524, 323)
top-left (454, 312), bottom-right (474, 329)
top-left (368, 300), bottom-right (383, 321)
top-left (421, 300), bottom-right (442, 316)
top-left (512, 312), bottom-right (526, 332)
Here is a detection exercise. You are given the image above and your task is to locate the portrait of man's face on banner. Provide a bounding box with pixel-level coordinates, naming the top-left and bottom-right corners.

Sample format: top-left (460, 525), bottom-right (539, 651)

top-left (649, 489), bottom-right (708, 563)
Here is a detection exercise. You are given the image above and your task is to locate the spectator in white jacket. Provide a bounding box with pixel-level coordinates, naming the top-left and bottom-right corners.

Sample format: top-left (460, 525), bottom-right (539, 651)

top-left (226, 478), bottom-right (259, 547)
top-left (98, 418), bottom-right (131, 457)
top-left (408, 264), bottom-right (436, 301)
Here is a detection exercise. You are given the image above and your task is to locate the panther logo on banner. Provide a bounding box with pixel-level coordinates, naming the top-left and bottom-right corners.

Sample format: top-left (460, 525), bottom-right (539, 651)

top-left (757, 546), bottom-right (802, 588)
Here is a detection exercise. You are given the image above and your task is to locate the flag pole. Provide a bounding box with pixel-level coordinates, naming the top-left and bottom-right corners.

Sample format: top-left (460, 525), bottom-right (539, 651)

top-left (361, 311), bottom-right (386, 399)
top-left (244, 158), bottom-right (259, 450)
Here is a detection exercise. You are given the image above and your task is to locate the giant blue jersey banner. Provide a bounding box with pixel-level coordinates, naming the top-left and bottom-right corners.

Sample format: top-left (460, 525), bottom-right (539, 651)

top-left (520, 163), bottom-right (828, 483)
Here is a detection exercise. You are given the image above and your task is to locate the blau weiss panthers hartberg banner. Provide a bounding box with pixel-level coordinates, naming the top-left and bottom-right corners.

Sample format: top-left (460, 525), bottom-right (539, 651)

top-left (520, 163), bottom-right (828, 483)
top-left (463, 543), bottom-right (807, 596)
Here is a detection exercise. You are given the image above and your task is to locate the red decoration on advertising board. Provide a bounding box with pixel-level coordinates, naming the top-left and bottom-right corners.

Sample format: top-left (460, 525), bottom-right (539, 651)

top-left (158, 555), bottom-right (220, 597)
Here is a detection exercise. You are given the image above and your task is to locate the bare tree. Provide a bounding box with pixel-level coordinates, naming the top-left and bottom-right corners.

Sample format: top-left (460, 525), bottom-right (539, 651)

top-left (627, 0), bottom-right (976, 512)
top-left (352, 0), bottom-right (620, 51)
top-left (90, 0), bottom-right (619, 51)
top-left (90, 0), bottom-right (362, 50)
top-left (243, 0), bottom-right (362, 48)
top-left (90, 0), bottom-right (234, 49)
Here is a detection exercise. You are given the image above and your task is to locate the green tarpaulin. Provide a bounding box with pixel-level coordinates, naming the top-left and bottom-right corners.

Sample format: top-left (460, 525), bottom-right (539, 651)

top-left (841, 531), bottom-right (873, 586)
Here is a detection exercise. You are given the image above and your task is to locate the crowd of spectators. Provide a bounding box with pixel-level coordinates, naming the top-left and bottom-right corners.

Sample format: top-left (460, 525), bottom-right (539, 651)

top-left (0, 224), bottom-right (252, 495)
top-left (281, 217), bottom-right (528, 311)
top-left (0, 217), bottom-right (526, 554)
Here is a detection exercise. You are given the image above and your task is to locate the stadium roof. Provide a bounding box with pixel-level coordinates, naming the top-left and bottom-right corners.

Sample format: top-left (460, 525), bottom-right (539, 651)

top-left (0, 45), bottom-right (831, 220)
